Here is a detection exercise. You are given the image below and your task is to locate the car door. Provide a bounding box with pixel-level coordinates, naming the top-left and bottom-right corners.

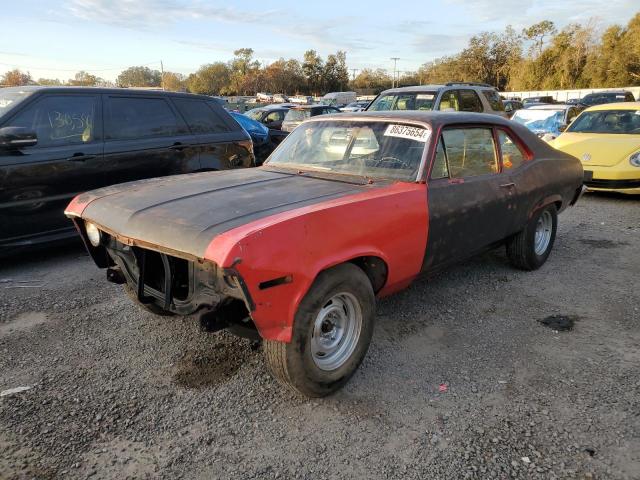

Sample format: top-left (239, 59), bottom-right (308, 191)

top-left (423, 126), bottom-right (516, 271)
top-left (0, 93), bottom-right (104, 247)
top-left (102, 94), bottom-right (196, 186)
top-left (172, 97), bottom-right (250, 170)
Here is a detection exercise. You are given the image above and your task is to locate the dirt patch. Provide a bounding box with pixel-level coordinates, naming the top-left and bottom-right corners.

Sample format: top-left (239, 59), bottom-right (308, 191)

top-left (538, 314), bottom-right (578, 331)
top-left (580, 238), bottom-right (629, 249)
top-left (172, 346), bottom-right (248, 389)
top-left (0, 312), bottom-right (48, 337)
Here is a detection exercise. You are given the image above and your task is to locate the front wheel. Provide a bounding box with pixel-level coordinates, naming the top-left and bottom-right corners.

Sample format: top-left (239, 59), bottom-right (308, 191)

top-left (263, 263), bottom-right (375, 397)
top-left (506, 204), bottom-right (558, 271)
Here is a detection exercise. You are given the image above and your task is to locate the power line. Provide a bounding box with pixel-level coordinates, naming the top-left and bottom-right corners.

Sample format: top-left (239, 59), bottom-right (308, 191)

top-left (0, 60), bottom-right (163, 74)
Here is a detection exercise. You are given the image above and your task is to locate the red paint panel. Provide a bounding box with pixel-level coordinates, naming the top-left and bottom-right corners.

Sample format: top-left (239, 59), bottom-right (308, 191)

top-left (205, 182), bottom-right (429, 342)
top-left (64, 194), bottom-right (92, 217)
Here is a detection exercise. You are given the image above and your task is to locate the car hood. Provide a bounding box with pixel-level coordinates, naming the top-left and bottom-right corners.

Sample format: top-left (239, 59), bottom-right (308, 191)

top-left (74, 168), bottom-right (375, 259)
top-left (552, 133), bottom-right (640, 166)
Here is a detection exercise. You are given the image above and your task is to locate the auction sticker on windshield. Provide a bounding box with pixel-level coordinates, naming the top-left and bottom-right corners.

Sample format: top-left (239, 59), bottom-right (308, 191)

top-left (384, 124), bottom-right (431, 142)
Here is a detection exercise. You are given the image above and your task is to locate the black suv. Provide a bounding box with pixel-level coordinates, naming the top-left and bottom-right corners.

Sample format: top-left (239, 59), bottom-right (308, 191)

top-left (0, 87), bottom-right (254, 250)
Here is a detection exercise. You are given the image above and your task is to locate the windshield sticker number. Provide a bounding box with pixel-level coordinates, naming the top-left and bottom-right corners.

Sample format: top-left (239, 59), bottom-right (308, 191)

top-left (384, 124), bottom-right (430, 142)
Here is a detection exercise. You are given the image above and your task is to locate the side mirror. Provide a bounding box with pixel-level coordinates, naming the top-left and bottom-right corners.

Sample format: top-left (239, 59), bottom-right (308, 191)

top-left (0, 127), bottom-right (37, 149)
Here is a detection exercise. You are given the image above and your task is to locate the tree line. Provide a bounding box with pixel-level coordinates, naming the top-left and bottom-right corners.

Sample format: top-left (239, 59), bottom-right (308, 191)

top-left (2, 13), bottom-right (639, 94)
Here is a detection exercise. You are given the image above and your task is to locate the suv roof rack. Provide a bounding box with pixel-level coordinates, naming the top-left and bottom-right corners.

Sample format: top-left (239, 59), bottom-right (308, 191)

top-left (445, 82), bottom-right (494, 88)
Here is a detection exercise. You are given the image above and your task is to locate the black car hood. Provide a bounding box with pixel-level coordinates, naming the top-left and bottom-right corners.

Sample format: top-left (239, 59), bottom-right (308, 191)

top-left (80, 168), bottom-right (371, 259)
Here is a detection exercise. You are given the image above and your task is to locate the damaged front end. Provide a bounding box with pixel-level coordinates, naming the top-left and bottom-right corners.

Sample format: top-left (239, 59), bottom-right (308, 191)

top-left (73, 218), bottom-right (258, 339)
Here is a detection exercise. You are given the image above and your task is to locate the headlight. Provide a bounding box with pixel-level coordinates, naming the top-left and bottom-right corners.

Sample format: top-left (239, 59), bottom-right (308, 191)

top-left (630, 152), bottom-right (640, 167)
top-left (85, 221), bottom-right (102, 247)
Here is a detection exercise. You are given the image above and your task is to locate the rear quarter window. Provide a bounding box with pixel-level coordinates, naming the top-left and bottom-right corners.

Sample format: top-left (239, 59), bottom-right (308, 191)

top-left (172, 98), bottom-right (231, 134)
top-left (482, 90), bottom-right (505, 111)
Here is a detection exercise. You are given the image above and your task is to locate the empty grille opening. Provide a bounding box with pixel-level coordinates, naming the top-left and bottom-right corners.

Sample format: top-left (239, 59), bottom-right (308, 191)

top-left (171, 257), bottom-right (190, 301)
top-left (142, 250), bottom-right (165, 292)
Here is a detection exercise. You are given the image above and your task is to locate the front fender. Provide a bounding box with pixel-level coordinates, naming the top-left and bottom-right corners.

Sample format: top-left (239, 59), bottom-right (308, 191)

top-left (204, 183), bottom-right (428, 342)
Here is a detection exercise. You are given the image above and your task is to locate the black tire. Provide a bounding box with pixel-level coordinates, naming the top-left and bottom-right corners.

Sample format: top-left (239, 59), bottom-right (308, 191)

top-left (123, 284), bottom-right (174, 316)
top-left (506, 204), bottom-right (558, 271)
top-left (263, 263), bottom-right (375, 397)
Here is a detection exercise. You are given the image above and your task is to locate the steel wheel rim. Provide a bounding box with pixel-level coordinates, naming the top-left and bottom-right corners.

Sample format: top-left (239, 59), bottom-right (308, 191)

top-left (310, 292), bottom-right (362, 371)
top-left (534, 210), bottom-right (553, 255)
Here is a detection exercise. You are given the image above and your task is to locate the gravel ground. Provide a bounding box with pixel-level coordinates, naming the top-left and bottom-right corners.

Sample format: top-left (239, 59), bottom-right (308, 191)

top-left (1, 193), bottom-right (639, 480)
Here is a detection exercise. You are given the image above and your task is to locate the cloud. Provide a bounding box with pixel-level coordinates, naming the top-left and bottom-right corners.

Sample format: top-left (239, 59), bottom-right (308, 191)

top-left (65, 0), bottom-right (280, 29)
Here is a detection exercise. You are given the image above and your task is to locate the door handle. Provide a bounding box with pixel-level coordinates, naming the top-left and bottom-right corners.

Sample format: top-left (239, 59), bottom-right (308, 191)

top-left (500, 182), bottom-right (515, 188)
top-left (67, 153), bottom-right (96, 162)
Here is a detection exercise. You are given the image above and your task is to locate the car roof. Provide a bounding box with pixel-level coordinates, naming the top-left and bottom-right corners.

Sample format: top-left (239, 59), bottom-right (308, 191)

top-left (291, 104), bottom-right (326, 110)
top-left (583, 90), bottom-right (630, 95)
top-left (0, 85), bottom-right (215, 101)
top-left (526, 104), bottom-right (572, 111)
top-left (584, 102), bottom-right (640, 112)
top-left (305, 110), bottom-right (513, 128)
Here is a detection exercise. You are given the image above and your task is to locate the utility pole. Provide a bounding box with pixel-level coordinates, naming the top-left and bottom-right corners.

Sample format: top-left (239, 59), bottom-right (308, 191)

top-left (160, 60), bottom-right (164, 91)
top-left (390, 57), bottom-right (400, 88)
top-left (351, 68), bottom-right (358, 81)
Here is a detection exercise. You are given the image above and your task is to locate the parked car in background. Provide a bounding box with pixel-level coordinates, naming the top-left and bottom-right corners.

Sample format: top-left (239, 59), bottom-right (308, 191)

top-left (579, 90), bottom-right (635, 107)
top-left (273, 94), bottom-right (290, 103)
top-left (245, 105), bottom-right (291, 131)
top-left (566, 98), bottom-right (581, 106)
top-left (281, 105), bottom-right (342, 132)
top-left (0, 86), bottom-right (254, 251)
top-left (523, 96), bottom-right (556, 106)
top-left (511, 104), bottom-right (583, 141)
top-left (229, 111), bottom-right (276, 165)
top-left (366, 83), bottom-right (507, 117)
top-left (321, 91), bottom-right (357, 108)
top-left (290, 95), bottom-right (314, 105)
top-left (340, 101), bottom-right (370, 112)
top-left (503, 99), bottom-right (524, 117)
top-left (65, 111), bottom-right (583, 397)
top-left (256, 92), bottom-right (274, 102)
top-left (550, 102), bottom-right (640, 194)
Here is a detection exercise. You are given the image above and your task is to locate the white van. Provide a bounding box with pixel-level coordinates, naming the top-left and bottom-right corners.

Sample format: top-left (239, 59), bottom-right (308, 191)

top-left (321, 91), bottom-right (357, 108)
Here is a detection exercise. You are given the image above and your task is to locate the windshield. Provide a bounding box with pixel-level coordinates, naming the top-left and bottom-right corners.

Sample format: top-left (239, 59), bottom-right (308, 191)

top-left (0, 88), bottom-right (33, 118)
top-left (266, 120), bottom-right (429, 181)
top-left (512, 109), bottom-right (564, 134)
top-left (368, 92), bottom-right (436, 112)
top-left (231, 112), bottom-right (268, 135)
top-left (284, 109), bottom-right (311, 122)
top-left (567, 110), bottom-right (640, 134)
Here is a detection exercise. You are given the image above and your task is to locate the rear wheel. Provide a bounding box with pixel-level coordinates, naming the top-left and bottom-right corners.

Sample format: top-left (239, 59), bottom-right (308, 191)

top-left (506, 204), bottom-right (557, 270)
top-left (263, 263), bottom-right (375, 397)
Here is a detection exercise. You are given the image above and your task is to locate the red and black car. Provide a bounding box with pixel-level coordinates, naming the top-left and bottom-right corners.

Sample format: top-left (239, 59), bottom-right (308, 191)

top-left (65, 111), bottom-right (584, 397)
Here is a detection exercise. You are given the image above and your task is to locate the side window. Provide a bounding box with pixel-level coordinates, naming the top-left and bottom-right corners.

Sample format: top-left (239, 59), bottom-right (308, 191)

top-left (430, 137), bottom-right (449, 179)
top-left (106, 97), bottom-right (185, 140)
top-left (9, 95), bottom-right (98, 147)
top-left (441, 128), bottom-right (498, 178)
top-left (172, 98), bottom-right (230, 134)
top-left (626, 93), bottom-right (635, 102)
top-left (497, 130), bottom-right (526, 170)
top-left (567, 108), bottom-right (578, 123)
top-left (264, 111), bottom-right (282, 123)
top-left (482, 90), bottom-right (505, 111)
top-left (438, 90), bottom-right (459, 111)
top-left (459, 90), bottom-right (483, 112)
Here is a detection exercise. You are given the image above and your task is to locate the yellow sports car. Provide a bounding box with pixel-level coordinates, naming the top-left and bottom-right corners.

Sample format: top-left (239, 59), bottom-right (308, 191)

top-left (551, 102), bottom-right (640, 194)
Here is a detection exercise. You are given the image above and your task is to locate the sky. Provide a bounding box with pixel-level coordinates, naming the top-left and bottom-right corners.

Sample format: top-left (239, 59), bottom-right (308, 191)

top-left (0, 0), bottom-right (638, 82)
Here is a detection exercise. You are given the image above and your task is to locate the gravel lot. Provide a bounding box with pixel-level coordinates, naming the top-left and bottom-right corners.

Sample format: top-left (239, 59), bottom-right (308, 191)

top-left (1, 193), bottom-right (638, 480)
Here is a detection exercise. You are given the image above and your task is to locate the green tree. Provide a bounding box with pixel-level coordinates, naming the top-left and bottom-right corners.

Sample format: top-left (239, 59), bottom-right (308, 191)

top-left (68, 70), bottom-right (99, 86)
top-left (116, 66), bottom-right (162, 87)
top-left (186, 62), bottom-right (231, 95)
top-left (162, 71), bottom-right (186, 91)
top-left (37, 78), bottom-right (63, 86)
top-left (522, 20), bottom-right (556, 57)
top-left (1, 69), bottom-right (32, 86)
top-left (302, 50), bottom-right (324, 95)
